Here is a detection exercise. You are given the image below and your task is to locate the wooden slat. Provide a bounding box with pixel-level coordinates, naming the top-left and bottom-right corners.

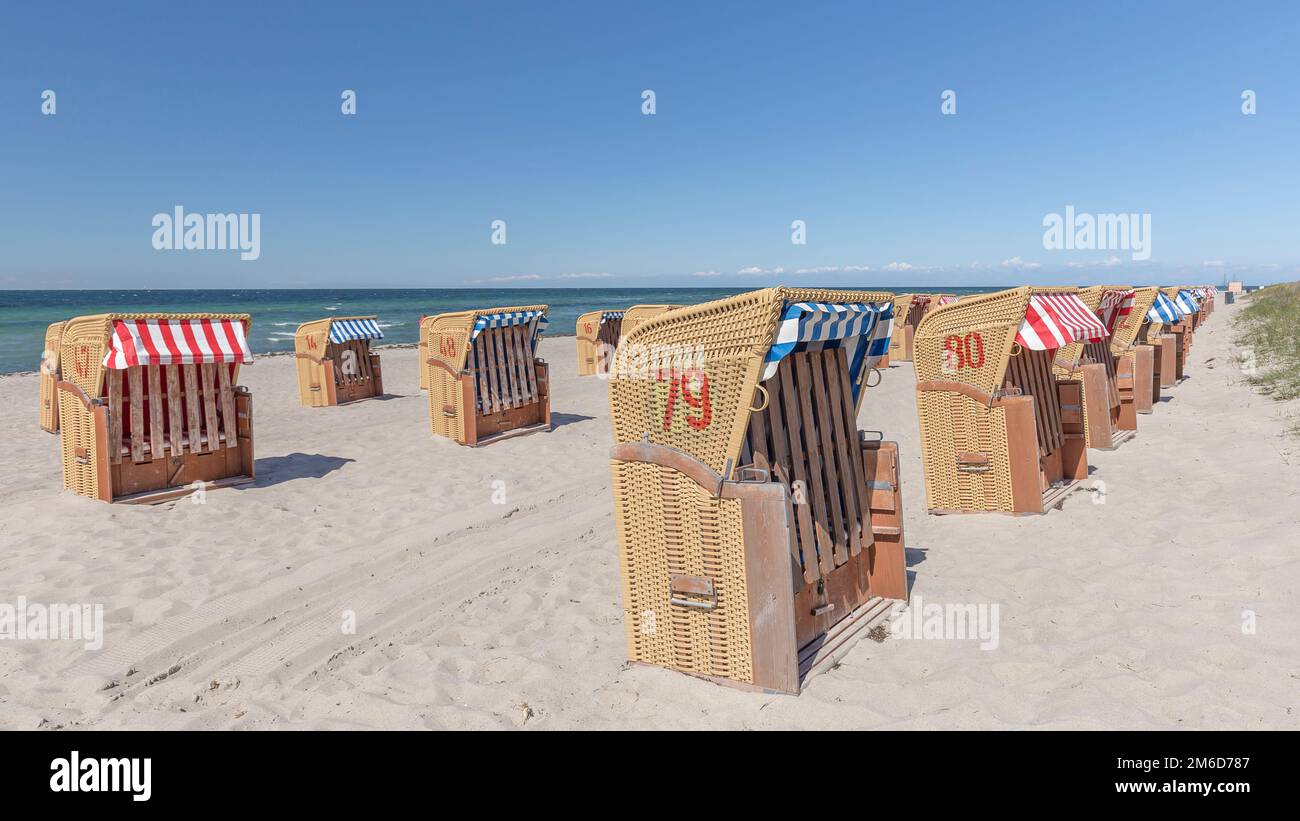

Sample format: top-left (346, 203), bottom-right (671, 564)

top-left (824, 349), bottom-right (865, 557)
top-left (107, 369), bottom-right (123, 464)
top-left (788, 357), bottom-right (834, 577)
top-left (472, 337), bottom-right (493, 413)
top-left (836, 348), bottom-right (873, 548)
top-left (217, 364), bottom-right (237, 449)
top-left (504, 326), bottom-right (525, 404)
top-left (507, 326), bottom-right (529, 404)
top-left (494, 329), bottom-right (517, 408)
top-left (165, 365), bottom-right (184, 456)
top-left (469, 341), bottom-right (485, 411)
top-left (807, 352), bottom-right (849, 566)
top-left (183, 364), bottom-right (202, 454)
top-left (513, 325), bottom-right (535, 404)
top-left (520, 324), bottom-right (539, 401)
top-left (127, 366), bottom-right (146, 463)
top-left (1037, 351), bottom-right (1064, 453)
top-left (200, 364), bottom-right (219, 452)
top-left (358, 340), bottom-right (374, 381)
top-left (147, 362), bottom-right (165, 458)
top-left (771, 366), bottom-right (819, 583)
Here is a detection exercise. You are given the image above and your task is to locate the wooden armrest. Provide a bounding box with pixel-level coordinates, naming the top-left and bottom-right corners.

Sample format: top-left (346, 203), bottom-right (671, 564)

top-left (609, 442), bottom-right (786, 502)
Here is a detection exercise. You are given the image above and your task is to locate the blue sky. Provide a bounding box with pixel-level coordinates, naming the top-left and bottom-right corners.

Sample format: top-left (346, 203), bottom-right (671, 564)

top-left (2, 1), bottom-right (1297, 289)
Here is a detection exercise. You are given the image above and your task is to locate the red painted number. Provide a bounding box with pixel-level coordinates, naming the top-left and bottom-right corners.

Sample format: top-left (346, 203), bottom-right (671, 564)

top-left (74, 346), bottom-right (91, 378)
top-left (584, 322), bottom-right (594, 335)
top-left (660, 369), bottom-right (712, 431)
top-left (943, 332), bottom-right (985, 370)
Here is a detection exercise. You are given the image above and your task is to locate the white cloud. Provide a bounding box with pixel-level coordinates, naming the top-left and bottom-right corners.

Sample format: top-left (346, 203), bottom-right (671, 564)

top-left (692, 270), bottom-right (722, 278)
top-left (1000, 256), bottom-right (1042, 270)
top-left (883, 261), bottom-right (915, 272)
top-left (794, 264), bottom-right (872, 274)
top-left (555, 272), bottom-right (614, 279)
top-left (1202, 259), bottom-right (1226, 267)
top-left (480, 274), bottom-right (544, 282)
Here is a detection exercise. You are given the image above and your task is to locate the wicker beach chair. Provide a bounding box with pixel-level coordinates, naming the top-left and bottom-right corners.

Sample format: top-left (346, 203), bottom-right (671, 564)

top-left (575, 309), bottom-right (624, 376)
top-left (418, 315), bottom-right (432, 390)
top-left (293, 316), bottom-right (385, 407)
top-left (618, 304), bottom-right (681, 345)
top-left (1140, 288), bottom-right (1185, 391)
top-left (57, 313), bottom-right (255, 503)
top-left (914, 287), bottom-right (1110, 515)
top-left (423, 306), bottom-right (550, 446)
top-left (39, 321), bottom-right (67, 433)
top-left (886, 295), bottom-right (925, 363)
top-left (1051, 287), bottom-right (1137, 450)
top-left (1112, 286), bottom-right (1161, 420)
top-left (1161, 287), bottom-right (1200, 381)
top-left (608, 287), bottom-right (905, 694)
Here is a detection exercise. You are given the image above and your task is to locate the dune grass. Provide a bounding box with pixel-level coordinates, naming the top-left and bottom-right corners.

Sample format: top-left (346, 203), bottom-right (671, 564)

top-left (1234, 284), bottom-right (1300, 433)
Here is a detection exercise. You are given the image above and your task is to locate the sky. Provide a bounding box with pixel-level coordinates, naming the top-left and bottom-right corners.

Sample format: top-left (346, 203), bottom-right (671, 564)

top-left (2, 1), bottom-right (1297, 289)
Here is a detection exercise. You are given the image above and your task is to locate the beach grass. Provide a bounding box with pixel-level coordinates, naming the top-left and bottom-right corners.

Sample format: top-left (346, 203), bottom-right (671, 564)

top-left (1234, 283), bottom-right (1300, 433)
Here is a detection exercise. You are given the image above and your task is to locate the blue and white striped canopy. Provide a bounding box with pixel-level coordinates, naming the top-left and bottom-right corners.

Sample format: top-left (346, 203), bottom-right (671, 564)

top-left (760, 301), bottom-right (894, 402)
top-left (601, 311), bottom-right (625, 323)
top-left (1146, 292), bottom-right (1181, 323)
top-left (471, 309), bottom-right (549, 341)
top-left (329, 318), bottom-right (384, 343)
top-left (1174, 290), bottom-right (1200, 315)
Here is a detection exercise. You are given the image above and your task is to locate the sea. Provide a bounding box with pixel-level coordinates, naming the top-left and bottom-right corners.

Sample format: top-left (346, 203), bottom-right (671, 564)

top-left (0, 287), bottom-right (1001, 374)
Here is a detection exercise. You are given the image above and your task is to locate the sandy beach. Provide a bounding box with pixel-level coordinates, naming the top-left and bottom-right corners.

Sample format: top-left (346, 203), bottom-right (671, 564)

top-left (1, 300), bottom-right (1297, 730)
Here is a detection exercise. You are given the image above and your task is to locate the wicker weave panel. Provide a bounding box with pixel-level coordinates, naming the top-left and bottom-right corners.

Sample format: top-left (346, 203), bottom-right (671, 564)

top-left (887, 294), bottom-right (915, 356)
top-left (611, 460), bottom-right (753, 682)
top-left (618, 305), bottom-right (681, 346)
top-left (423, 312), bottom-right (474, 442)
top-left (914, 287), bottom-right (1031, 395)
top-left (609, 288), bottom-right (894, 474)
top-left (575, 309), bottom-right (605, 376)
top-left (59, 388), bottom-right (99, 498)
top-left (917, 390), bottom-right (1013, 512)
top-left (39, 321), bottom-right (66, 432)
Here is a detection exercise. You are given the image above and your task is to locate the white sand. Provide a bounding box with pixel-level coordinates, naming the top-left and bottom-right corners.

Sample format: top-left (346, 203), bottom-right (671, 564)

top-left (1, 301), bottom-right (1297, 729)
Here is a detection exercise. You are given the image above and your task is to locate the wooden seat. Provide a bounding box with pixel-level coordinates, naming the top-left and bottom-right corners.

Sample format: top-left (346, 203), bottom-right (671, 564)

top-left (1052, 287), bottom-right (1139, 450)
top-left (914, 287), bottom-right (1103, 515)
top-left (575, 310), bottom-right (624, 376)
top-left (294, 317), bottom-right (385, 406)
top-left (57, 313), bottom-right (255, 504)
top-left (424, 306), bottom-right (551, 446)
top-left (608, 287), bottom-right (905, 694)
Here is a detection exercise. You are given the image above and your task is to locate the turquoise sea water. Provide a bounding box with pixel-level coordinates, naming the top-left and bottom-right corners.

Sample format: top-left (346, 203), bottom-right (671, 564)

top-left (0, 287), bottom-right (1002, 374)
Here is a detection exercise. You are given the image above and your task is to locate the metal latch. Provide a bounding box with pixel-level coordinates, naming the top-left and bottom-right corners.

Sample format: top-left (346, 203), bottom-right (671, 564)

top-left (956, 451), bottom-right (992, 474)
top-left (669, 574), bottom-right (716, 610)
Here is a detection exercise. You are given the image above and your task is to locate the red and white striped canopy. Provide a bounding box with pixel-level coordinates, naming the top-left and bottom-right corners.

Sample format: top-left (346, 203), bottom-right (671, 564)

top-left (1096, 288), bottom-right (1135, 333)
top-left (910, 294), bottom-right (932, 310)
top-left (1015, 294), bottom-right (1110, 351)
top-left (937, 295), bottom-right (958, 306)
top-left (104, 318), bottom-right (253, 369)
